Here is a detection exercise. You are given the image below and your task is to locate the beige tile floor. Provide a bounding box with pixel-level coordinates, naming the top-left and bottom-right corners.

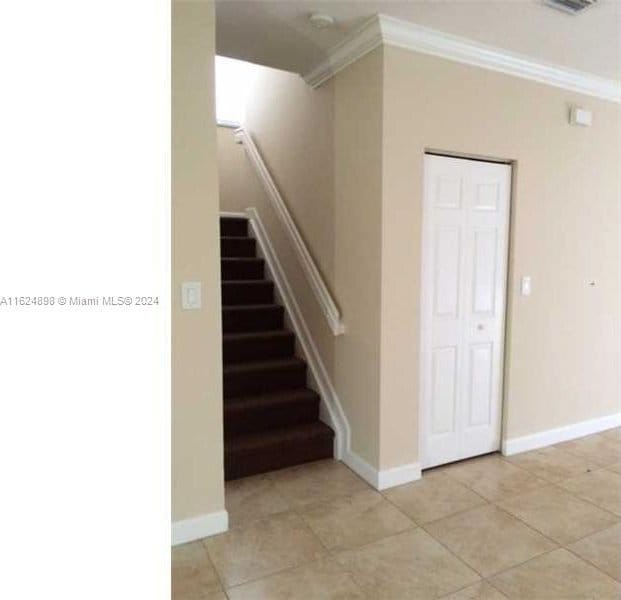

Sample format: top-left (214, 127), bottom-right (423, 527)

top-left (173, 428), bottom-right (621, 599)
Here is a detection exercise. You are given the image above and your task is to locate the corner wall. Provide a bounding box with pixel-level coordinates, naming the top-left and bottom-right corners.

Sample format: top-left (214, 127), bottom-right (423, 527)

top-left (172, 0), bottom-right (225, 537)
top-left (333, 48), bottom-right (385, 467)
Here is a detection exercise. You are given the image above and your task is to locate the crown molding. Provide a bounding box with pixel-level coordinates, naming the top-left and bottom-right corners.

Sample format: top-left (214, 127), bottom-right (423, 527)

top-left (303, 14), bottom-right (621, 103)
top-left (303, 15), bottom-right (382, 88)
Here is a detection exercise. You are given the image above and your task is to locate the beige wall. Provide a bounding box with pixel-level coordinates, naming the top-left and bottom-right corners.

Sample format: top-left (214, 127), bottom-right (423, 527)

top-left (245, 67), bottom-right (336, 287)
top-left (381, 46), bottom-right (621, 467)
top-left (172, 0), bottom-right (224, 521)
top-left (333, 49), bottom-right (385, 467)
top-left (217, 43), bottom-right (620, 475)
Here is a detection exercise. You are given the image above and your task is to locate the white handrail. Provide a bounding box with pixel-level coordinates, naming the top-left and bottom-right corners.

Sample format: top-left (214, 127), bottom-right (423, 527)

top-left (234, 127), bottom-right (345, 335)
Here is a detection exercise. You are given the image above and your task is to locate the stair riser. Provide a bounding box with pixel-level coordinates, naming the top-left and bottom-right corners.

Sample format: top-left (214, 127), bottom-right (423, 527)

top-left (221, 237), bottom-right (256, 258)
top-left (225, 437), bottom-right (333, 480)
top-left (221, 260), bottom-right (264, 280)
top-left (222, 307), bottom-right (284, 333)
top-left (222, 282), bottom-right (274, 305)
top-left (220, 218), bottom-right (248, 237)
top-left (224, 399), bottom-right (319, 436)
top-left (223, 335), bottom-right (295, 364)
top-left (224, 364), bottom-right (306, 397)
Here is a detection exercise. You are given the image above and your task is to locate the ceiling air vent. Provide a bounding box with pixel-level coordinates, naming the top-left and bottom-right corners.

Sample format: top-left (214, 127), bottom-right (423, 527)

top-left (543, 0), bottom-right (598, 14)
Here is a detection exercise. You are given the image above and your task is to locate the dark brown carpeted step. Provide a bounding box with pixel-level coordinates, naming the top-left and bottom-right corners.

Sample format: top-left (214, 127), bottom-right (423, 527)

top-left (220, 216), bottom-right (248, 237)
top-left (223, 329), bottom-right (295, 364)
top-left (223, 358), bottom-right (307, 398)
top-left (221, 236), bottom-right (256, 258)
top-left (222, 280), bottom-right (274, 305)
top-left (222, 304), bottom-right (284, 333)
top-left (224, 388), bottom-right (320, 436)
top-left (225, 422), bottom-right (334, 480)
top-left (221, 257), bottom-right (264, 280)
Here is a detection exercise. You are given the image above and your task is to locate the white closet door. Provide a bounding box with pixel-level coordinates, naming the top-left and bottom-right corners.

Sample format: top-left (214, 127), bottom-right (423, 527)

top-left (421, 154), bottom-right (511, 469)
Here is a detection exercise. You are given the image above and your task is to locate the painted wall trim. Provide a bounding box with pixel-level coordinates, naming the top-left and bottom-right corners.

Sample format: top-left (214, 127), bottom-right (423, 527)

top-left (172, 510), bottom-right (228, 546)
top-left (234, 127), bottom-right (345, 336)
top-left (237, 208), bottom-right (350, 459)
top-left (303, 14), bottom-right (621, 103)
top-left (343, 449), bottom-right (421, 490)
top-left (217, 119), bottom-right (241, 129)
top-left (502, 412), bottom-right (621, 456)
top-left (219, 210), bottom-right (247, 219)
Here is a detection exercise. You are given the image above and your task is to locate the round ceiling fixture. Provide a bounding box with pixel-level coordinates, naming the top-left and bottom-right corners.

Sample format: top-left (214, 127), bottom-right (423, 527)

top-left (309, 13), bottom-right (335, 29)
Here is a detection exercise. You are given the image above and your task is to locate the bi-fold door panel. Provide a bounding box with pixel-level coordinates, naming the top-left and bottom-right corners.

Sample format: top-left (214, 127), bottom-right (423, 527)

top-left (421, 154), bottom-right (511, 469)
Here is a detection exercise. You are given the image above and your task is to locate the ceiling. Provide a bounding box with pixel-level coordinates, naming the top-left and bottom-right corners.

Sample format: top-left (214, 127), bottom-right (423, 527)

top-left (215, 0), bottom-right (621, 81)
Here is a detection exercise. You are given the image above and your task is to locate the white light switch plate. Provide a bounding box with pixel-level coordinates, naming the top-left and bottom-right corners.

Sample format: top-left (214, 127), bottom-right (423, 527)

top-left (520, 276), bottom-right (532, 296)
top-left (182, 281), bottom-right (202, 309)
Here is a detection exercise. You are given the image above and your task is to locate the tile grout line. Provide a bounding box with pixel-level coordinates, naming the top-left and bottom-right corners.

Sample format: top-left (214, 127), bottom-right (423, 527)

top-left (549, 478), bottom-right (621, 521)
top-left (563, 542), bottom-right (621, 584)
top-left (491, 494), bottom-right (620, 548)
top-left (197, 539), bottom-right (229, 597)
top-left (377, 461), bottom-right (563, 584)
top-left (202, 510), bottom-right (325, 592)
top-left (374, 490), bottom-right (490, 584)
top-left (444, 446), bottom-right (620, 523)
top-left (383, 455), bottom-right (620, 588)
top-left (222, 558), bottom-right (333, 595)
top-left (220, 462), bottom-right (378, 594)
top-left (212, 449), bottom-right (620, 595)
top-left (486, 490), bottom-right (621, 584)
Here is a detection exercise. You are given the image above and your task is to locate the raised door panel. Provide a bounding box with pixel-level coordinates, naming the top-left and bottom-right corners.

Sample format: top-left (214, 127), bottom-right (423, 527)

top-left (431, 346), bottom-right (458, 435)
top-left (471, 229), bottom-right (498, 316)
top-left (433, 227), bottom-right (461, 319)
top-left (468, 343), bottom-right (494, 427)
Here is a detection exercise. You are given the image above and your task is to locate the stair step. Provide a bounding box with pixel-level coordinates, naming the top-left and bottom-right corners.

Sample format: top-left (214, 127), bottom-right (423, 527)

top-left (223, 358), bottom-right (307, 398)
top-left (224, 388), bottom-right (320, 436)
top-left (222, 280), bottom-right (274, 305)
top-left (222, 304), bottom-right (284, 333)
top-left (220, 216), bottom-right (248, 237)
top-left (223, 329), bottom-right (295, 364)
top-left (225, 422), bottom-right (334, 480)
top-left (221, 236), bottom-right (256, 258)
top-left (221, 257), bottom-right (264, 281)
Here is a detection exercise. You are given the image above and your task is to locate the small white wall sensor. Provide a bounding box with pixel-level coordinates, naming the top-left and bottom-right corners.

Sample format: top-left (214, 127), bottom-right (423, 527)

top-left (570, 106), bottom-right (592, 127)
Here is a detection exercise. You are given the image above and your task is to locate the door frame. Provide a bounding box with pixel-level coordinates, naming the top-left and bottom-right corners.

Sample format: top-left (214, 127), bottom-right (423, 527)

top-left (418, 150), bottom-right (516, 472)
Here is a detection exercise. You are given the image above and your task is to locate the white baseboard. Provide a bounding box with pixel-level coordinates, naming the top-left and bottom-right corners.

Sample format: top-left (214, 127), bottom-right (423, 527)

top-left (172, 510), bottom-right (229, 546)
top-left (342, 449), bottom-right (378, 488)
top-left (377, 462), bottom-right (422, 490)
top-left (243, 207), bottom-right (350, 460)
top-left (502, 412), bottom-right (621, 456)
top-left (343, 449), bottom-right (421, 491)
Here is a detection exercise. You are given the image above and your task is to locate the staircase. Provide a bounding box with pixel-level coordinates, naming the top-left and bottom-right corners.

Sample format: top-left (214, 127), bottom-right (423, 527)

top-left (220, 216), bottom-right (334, 480)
